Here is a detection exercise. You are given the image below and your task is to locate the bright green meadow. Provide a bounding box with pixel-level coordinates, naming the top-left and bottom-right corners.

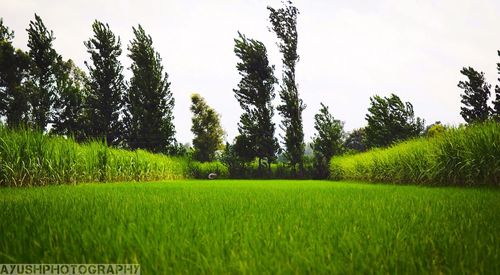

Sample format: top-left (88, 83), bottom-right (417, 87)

top-left (1, 180), bottom-right (499, 274)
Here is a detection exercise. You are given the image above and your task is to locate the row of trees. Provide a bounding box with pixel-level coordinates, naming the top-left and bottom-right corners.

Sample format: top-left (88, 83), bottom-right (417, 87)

top-left (226, 1), bottom-right (306, 177)
top-left (0, 16), bottom-right (177, 153)
top-left (307, 53), bottom-right (500, 177)
top-left (308, 93), bottom-right (425, 177)
top-left (215, 1), bottom-right (430, 178)
top-left (0, 1), bottom-right (309, 165)
top-left (2, 1), bottom-right (498, 179)
top-left (0, 1), bottom-right (432, 179)
top-left (186, 0), bottom-right (303, 172)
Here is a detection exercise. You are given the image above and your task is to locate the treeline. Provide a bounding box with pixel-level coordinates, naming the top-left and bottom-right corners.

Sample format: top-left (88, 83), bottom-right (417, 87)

top-left (0, 16), bottom-right (177, 153)
top-left (2, 1), bottom-right (499, 181)
top-left (0, 2), bottom-right (307, 177)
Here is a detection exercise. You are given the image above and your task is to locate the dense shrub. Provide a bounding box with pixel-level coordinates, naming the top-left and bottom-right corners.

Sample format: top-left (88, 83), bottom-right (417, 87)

top-left (330, 121), bottom-right (500, 186)
top-left (0, 126), bottom-right (187, 186)
top-left (219, 159), bottom-right (316, 179)
top-left (187, 161), bottom-right (229, 179)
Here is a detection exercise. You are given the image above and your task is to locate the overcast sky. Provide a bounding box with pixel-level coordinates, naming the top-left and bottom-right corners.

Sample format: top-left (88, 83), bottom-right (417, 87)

top-left (3, 0), bottom-right (500, 144)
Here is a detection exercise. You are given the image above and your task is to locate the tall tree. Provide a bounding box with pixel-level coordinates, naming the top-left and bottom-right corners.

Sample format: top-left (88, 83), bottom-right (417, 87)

top-left (312, 103), bottom-right (345, 179)
top-left (52, 58), bottom-right (87, 140)
top-left (365, 93), bottom-right (424, 148)
top-left (233, 32), bottom-right (279, 174)
top-left (494, 51), bottom-right (500, 119)
top-left (84, 21), bottom-right (125, 146)
top-left (190, 93), bottom-right (224, 162)
top-left (26, 14), bottom-right (58, 130)
top-left (268, 0), bottom-right (305, 175)
top-left (458, 67), bottom-right (492, 123)
top-left (125, 25), bottom-right (176, 153)
top-left (0, 18), bottom-right (30, 127)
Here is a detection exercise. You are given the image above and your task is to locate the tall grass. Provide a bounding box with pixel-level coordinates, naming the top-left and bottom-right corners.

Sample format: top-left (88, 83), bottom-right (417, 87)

top-left (330, 121), bottom-right (500, 186)
top-left (0, 126), bottom-right (188, 186)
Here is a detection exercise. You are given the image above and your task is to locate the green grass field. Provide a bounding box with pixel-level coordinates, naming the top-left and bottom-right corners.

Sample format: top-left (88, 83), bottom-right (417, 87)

top-left (1, 180), bottom-right (499, 274)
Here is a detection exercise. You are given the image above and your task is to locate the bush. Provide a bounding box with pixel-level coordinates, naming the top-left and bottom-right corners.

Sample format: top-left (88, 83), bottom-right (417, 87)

top-left (427, 123), bottom-right (446, 138)
top-left (330, 121), bottom-right (500, 186)
top-left (187, 161), bottom-right (229, 179)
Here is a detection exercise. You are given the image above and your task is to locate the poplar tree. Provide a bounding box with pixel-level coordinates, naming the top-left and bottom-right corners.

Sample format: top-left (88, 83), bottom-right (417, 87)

top-left (268, 0), bottom-right (305, 176)
top-left (84, 20), bottom-right (125, 145)
top-left (26, 14), bottom-right (58, 131)
top-left (233, 32), bottom-right (279, 175)
top-left (125, 25), bottom-right (176, 153)
top-left (458, 67), bottom-right (492, 123)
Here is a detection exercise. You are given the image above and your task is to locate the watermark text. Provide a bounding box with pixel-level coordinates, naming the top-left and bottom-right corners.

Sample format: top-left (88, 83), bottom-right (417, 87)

top-left (0, 264), bottom-right (140, 275)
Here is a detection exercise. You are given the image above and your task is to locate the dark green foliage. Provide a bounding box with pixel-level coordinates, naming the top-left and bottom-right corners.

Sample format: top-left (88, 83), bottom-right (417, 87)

top-left (220, 142), bottom-right (246, 178)
top-left (365, 93), bottom-right (424, 148)
top-left (84, 20), bottom-right (125, 146)
top-left (0, 19), bottom-right (30, 127)
top-left (125, 25), bottom-right (175, 153)
top-left (312, 103), bottom-right (344, 178)
top-left (494, 51), bottom-right (500, 118)
top-left (187, 161), bottom-right (228, 179)
top-left (26, 14), bottom-right (58, 131)
top-left (233, 134), bottom-right (257, 163)
top-left (0, 18), bottom-right (14, 41)
top-left (344, 128), bottom-right (367, 153)
top-left (0, 18), bottom-right (13, 116)
top-left (221, 140), bottom-right (316, 179)
top-left (233, 32), bottom-right (279, 175)
top-left (168, 142), bottom-right (190, 157)
top-left (458, 67), bottom-right (492, 123)
top-left (190, 93), bottom-right (224, 162)
top-left (51, 58), bottom-right (88, 140)
top-left (268, 0), bottom-right (305, 175)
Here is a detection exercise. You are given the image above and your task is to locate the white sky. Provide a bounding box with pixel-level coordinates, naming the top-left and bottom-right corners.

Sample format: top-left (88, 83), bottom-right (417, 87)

top-left (2, 0), bottom-right (500, 144)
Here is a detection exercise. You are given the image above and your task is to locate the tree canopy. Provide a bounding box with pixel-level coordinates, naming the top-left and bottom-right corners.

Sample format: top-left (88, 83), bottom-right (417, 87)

top-left (458, 67), bottom-right (492, 123)
top-left (365, 93), bottom-right (424, 148)
top-left (51, 58), bottom-right (88, 140)
top-left (268, 0), bottom-right (305, 175)
top-left (125, 25), bottom-right (176, 153)
top-left (233, 32), bottom-right (279, 174)
top-left (494, 51), bottom-right (500, 119)
top-left (84, 20), bottom-right (125, 146)
top-left (0, 19), bottom-right (30, 128)
top-left (26, 14), bottom-right (58, 131)
top-left (190, 93), bottom-right (224, 162)
top-left (312, 103), bottom-right (344, 178)
top-left (344, 128), bottom-right (367, 153)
